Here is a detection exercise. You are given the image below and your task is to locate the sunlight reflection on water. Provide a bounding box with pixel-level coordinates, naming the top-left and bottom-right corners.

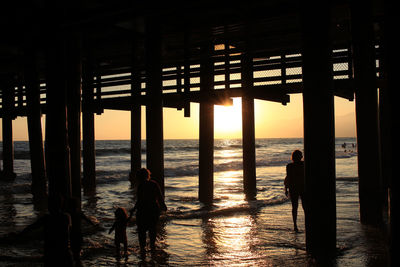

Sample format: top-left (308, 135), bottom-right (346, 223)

top-left (213, 216), bottom-right (254, 259)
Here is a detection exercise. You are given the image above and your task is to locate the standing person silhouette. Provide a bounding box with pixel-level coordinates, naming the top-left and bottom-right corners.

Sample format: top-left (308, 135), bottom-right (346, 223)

top-left (129, 168), bottom-right (167, 258)
top-left (284, 150), bottom-right (305, 232)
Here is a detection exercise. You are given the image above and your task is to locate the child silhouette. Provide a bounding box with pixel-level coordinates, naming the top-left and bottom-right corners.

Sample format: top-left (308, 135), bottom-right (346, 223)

top-left (109, 207), bottom-right (129, 257)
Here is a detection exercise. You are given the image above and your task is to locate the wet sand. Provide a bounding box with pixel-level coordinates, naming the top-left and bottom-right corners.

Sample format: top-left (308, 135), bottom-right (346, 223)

top-left (0, 197), bottom-right (390, 266)
top-left (80, 196), bottom-right (389, 266)
top-left (0, 175), bottom-right (391, 267)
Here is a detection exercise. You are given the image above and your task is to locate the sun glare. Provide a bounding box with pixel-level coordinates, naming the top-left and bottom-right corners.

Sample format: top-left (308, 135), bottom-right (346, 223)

top-left (214, 98), bottom-right (242, 138)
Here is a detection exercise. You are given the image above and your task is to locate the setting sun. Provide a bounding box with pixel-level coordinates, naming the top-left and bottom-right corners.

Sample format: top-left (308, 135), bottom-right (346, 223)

top-left (214, 98), bottom-right (242, 138)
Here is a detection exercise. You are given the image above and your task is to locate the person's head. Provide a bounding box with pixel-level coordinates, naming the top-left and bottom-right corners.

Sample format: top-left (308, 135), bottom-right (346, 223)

top-left (291, 150), bottom-right (303, 162)
top-left (114, 207), bottom-right (128, 220)
top-left (136, 168), bottom-right (151, 183)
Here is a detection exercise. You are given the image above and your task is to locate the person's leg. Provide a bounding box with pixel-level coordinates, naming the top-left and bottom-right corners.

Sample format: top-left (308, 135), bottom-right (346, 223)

top-left (149, 226), bottom-right (157, 251)
top-left (115, 241), bottom-right (121, 257)
top-left (138, 229), bottom-right (147, 257)
top-left (290, 192), bottom-right (299, 231)
top-left (123, 240), bottom-right (128, 256)
top-left (300, 193), bottom-right (306, 212)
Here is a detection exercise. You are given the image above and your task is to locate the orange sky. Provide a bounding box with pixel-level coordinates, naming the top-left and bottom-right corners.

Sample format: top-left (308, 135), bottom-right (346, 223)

top-left (5, 94), bottom-right (356, 141)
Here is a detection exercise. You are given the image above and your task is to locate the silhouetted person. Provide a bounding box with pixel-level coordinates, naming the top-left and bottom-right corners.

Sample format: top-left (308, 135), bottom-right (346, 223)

top-left (284, 150), bottom-right (305, 232)
top-left (109, 207), bottom-right (129, 257)
top-left (129, 168), bottom-right (167, 258)
top-left (22, 194), bottom-right (73, 266)
top-left (66, 196), bottom-right (97, 266)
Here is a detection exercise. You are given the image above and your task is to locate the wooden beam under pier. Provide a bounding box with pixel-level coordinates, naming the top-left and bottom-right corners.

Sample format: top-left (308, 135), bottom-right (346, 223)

top-left (0, 76), bottom-right (359, 119)
top-left (97, 84), bottom-right (291, 112)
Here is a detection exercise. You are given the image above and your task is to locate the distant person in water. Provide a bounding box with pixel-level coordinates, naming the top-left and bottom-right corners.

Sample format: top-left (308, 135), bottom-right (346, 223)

top-left (21, 194), bottom-right (73, 267)
top-left (109, 207), bottom-right (129, 257)
top-left (129, 168), bottom-right (167, 258)
top-left (284, 150), bottom-right (305, 232)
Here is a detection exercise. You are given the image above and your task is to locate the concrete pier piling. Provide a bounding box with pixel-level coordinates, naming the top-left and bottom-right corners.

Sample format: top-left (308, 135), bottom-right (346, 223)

top-left (301, 3), bottom-right (336, 259)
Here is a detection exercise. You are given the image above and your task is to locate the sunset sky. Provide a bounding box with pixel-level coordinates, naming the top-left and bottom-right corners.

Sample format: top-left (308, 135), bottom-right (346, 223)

top-left (6, 93), bottom-right (356, 141)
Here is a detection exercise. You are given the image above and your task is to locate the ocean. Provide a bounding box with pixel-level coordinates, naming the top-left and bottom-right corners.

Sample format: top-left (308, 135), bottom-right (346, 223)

top-left (0, 137), bottom-right (389, 266)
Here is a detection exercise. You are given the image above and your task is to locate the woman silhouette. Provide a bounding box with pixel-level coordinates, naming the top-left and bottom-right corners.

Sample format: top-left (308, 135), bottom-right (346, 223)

top-left (129, 168), bottom-right (167, 258)
top-left (284, 150), bottom-right (305, 232)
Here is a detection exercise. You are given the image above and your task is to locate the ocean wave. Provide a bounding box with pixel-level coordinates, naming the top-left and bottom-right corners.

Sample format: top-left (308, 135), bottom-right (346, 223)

top-left (12, 151), bottom-right (31, 160)
top-left (335, 151), bottom-right (357, 159)
top-left (93, 143), bottom-right (265, 157)
top-left (0, 183), bottom-right (32, 195)
top-left (165, 165), bottom-right (198, 177)
top-left (13, 148), bottom-right (356, 162)
top-left (95, 170), bottom-right (130, 184)
top-left (165, 145), bottom-right (199, 152)
top-left (164, 158), bottom-right (290, 178)
top-left (164, 197), bottom-right (288, 220)
top-left (336, 177), bottom-right (358, 181)
top-left (96, 147), bottom-right (132, 156)
top-left (97, 158), bottom-right (288, 179)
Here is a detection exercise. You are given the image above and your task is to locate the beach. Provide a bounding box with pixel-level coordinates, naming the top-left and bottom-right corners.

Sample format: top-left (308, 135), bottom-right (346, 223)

top-left (0, 138), bottom-right (390, 266)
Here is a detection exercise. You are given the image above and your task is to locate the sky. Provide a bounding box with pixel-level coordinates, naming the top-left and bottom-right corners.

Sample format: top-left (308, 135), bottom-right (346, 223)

top-left (4, 93), bottom-right (356, 141)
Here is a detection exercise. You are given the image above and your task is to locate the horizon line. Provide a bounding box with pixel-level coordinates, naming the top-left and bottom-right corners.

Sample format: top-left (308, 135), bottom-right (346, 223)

top-left (10, 136), bottom-right (356, 142)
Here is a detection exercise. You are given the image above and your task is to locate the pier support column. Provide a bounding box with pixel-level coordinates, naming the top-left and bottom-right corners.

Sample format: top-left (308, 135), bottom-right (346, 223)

top-left (1, 79), bottom-right (16, 179)
top-left (199, 42), bottom-right (214, 204)
top-left (301, 3), bottom-right (336, 259)
top-left (241, 53), bottom-right (256, 199)
top-left (130, 68), bottom-right (142, 183)
top-left (145, 18), bottom-right (164, 194)
top-left (82, 54), bottom-right (96, 195)
top-left (383, 1), bottom-right (399, 265)
top-left (351, 1), bottom-right (383, 226)
top-left (24, 46), bottom-right (47, 201)
top-left (45, 34), bottom-right (71, 198)
top-left (378, 60), bottom-right (391, 210)
top-left (66, 36), bottom-right (82, 200)
top-left (130, 37), bottom-right (142, 183)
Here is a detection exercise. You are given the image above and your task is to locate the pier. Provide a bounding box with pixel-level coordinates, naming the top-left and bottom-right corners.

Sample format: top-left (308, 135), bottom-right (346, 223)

top-left (0, 0), bottom-right (396, 263)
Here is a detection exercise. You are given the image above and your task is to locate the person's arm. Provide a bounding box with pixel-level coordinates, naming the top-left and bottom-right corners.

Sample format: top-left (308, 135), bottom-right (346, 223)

top-left (154, 182), bottom-right (167, 212)
top-left (284, 165), bottom-right (290, 197)
top-left (284, 177), bottom-right (289, 197)
top-left (109, 222), bottom-right (116, 234)
top-left (127, 203), bottom-right (137, 222)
